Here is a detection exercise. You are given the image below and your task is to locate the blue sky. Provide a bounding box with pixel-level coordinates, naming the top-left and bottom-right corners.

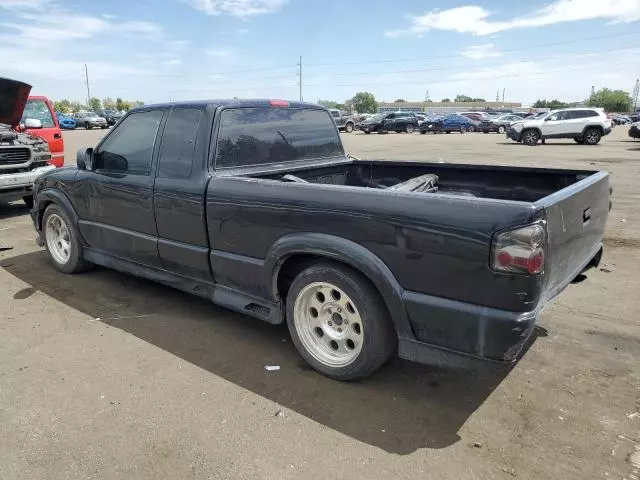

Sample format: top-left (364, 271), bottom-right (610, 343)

top-left (1, 0), bottom-right (639, 106)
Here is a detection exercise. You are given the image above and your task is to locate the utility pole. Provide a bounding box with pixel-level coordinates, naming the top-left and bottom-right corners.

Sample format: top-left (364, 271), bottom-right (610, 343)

top-left (632, 79), bottom-right (639, 113)
top-left (496, 90), bottom-right (499, 102)
top-left (502, 88), bottom-right (505, 103)
top-left (297, 56), bottom-right (302, 102)
top-left (591, 85), bottom-right (595, 96)
top-left (84, 64), bottom-right (91, 107)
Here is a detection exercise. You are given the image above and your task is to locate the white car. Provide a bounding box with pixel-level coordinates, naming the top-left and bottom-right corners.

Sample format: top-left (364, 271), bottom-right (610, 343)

top-left (507, 108), bottom-right (612, 146)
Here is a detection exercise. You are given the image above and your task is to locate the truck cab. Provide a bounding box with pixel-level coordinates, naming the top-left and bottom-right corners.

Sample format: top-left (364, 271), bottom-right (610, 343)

top-left (21, 95), bottom-right (64, 167)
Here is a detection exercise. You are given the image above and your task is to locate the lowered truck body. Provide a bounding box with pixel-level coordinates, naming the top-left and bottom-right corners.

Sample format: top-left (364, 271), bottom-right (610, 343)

top-left (31, 100), bottom-right (610, 379)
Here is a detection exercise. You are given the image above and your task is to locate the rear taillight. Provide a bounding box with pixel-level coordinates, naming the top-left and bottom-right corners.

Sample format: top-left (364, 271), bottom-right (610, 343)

top-left (492, 223), bottom-right (545, 275)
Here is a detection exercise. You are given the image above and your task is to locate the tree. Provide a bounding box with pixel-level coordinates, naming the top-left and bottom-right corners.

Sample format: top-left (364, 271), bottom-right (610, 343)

top-left (102, 97), bottom-right (117, 110)
top-left (351, 92), bottom-right (377, 114)
top-left (586, 88), bottom-right (631, 113)
top-left (319, 100), bottom-right (340, 109)
top-left (53, 99), bottom-right (72, 113)
top-left (116, 97), bottom-right (125, 111)
top-left (69, 101), bottom-right (83, 113)
top-left (533, 99), bottom-right (569, 110)
top-left (394, 98), bottom-right (406, 103)
top-left (454, 95), bottom-right (486, 103)
top-left (88, 97), bottom-right (101, 111)
top-left (441, 98), bottom-right (451, 103)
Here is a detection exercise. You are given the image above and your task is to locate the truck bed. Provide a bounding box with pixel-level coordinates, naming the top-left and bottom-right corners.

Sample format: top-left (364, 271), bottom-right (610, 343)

top-left (245, 159), bottom-right (595, 202)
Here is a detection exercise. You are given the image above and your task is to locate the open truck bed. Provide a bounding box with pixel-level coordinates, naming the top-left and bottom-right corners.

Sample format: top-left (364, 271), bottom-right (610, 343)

top-left (212, 159), bottom-right (610, 364)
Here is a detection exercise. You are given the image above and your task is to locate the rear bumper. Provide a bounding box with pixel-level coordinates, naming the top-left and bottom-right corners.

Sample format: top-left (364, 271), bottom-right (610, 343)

top-left (399, 245), bottom-right (603, 367)
top-left (603, 126), bottom-right (612, 136)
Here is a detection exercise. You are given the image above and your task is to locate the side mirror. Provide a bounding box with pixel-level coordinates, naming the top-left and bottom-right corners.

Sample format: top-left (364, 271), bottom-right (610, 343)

top-left (24, 118), bottom-right (43, 129)
top-left (76, 147), bottom-right (93, 170)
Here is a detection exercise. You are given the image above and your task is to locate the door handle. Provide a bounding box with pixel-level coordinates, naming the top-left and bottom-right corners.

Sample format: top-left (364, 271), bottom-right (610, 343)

top-left (583, 207), bottom-right (591, 223)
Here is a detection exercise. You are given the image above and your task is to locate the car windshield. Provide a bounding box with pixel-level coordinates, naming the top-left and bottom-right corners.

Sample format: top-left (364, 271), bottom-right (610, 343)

top-left (369, 114), bottom-right (385, 121)
top-left (86, 113), bottom-right (99, 119)
top-left (21, 99), bottom-right (54, 127)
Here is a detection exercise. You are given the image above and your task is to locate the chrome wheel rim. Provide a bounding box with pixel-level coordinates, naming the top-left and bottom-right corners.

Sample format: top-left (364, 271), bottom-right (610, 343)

top-left (524, 131), bottom-right (537, 143)
top-left (460, 126), bottom-right (466, 133)
top-left (586, 131), bottom-right (599, 143)
top-left (45, 213), bottom-right (71, 265)
top-left (293, 282), bottom-right (363, 367)
top-left (499, 126), bottom-right (505, 134)
top-left (406, 124), bottom-right (415, 133)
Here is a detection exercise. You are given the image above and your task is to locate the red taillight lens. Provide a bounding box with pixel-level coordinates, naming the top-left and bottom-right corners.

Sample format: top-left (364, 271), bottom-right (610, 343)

top-left (269, 99), bottom-right (289, 107)
top-left (492, 223), bottom-right (545, 275)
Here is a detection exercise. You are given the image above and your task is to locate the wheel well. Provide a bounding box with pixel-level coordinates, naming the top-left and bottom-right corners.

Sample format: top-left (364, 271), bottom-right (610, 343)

top-left (275, 254), bottom-right (390, 318)
top-left (37, 200), bottom-right (53, 228)
top-left (585, 125), bottom-right (604, 134)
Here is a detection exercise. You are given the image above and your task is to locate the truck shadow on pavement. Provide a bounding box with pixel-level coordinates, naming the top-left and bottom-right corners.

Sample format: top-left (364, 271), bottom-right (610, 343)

top-left (2, 250), bottom-right (545, 455)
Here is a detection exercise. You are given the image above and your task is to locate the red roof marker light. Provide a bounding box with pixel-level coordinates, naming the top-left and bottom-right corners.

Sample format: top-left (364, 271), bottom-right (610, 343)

top-left (269, 99), bottom-right (290, 107)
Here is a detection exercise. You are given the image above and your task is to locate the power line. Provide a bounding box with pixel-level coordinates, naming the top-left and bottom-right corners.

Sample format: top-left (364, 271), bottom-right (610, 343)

top-left (305, 30), bottom-right (640, 67)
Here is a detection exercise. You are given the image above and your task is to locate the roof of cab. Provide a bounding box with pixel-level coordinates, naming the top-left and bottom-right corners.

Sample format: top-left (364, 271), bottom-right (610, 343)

top-left (135, 99), bottom-right (324, 111)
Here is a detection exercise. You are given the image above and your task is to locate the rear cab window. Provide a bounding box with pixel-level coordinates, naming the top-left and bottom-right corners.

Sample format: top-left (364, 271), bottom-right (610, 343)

top-left (215, 107), bottom-right (344, 168)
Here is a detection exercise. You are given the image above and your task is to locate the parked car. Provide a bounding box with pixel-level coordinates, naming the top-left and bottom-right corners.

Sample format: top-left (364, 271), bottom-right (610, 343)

top-left (96, 109), bottom-right (123, 126)
top-left (438, 114), bottom-right (477, 133)
top-left (56, 112), bottom-right (76, 130)
top-left (0, 78), bottom-right (57, 207)
top-left (359, 112), bottom-right (419, 134)
top-left (73, 112), bottom-right (108, 130)
top-left (479, 114), bottom-right (524, 134)
top-left (329, 109), bottom-right (356, 133)
top-left (611, 114), bottom-right (631, 126)
top-left (629, 121), bottom-right (640, 139)
top-left (18, 93), bottom-right (64, 167)
top-left (507, 108), bottom-right (612, 146)
top-left (418, 114), bottom-right (444, 134)
top-left (30, 99), bottom-right (611, 380)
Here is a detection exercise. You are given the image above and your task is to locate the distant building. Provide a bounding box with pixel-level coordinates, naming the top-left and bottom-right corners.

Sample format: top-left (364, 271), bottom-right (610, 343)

top-left (377, 101), bottom-right (522, 115)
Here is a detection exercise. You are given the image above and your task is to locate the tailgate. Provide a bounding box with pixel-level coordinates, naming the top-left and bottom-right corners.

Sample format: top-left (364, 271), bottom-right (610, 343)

top-left (537, 171), bottom-right (610, 300)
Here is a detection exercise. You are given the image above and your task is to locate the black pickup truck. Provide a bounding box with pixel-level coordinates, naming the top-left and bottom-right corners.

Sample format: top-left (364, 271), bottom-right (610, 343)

top-left (31, 99), bottom-right (611, 380)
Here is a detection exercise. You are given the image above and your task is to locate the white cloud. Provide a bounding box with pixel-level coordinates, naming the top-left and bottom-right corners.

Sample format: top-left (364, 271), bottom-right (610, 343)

top-left (386, 0), bottom-right (640, 37)
top-left (184, 0), bottom-right (287, 17)
top-left (460, 43), bottom-right (502, 60)
top-left (237, 28), bottom-right (250, 34)
top-left (0, 0), bottom-right (50, 9)
top-left (163, 59), bottom-right (182, 66)
top-left (450, 61), bottom-right (539, 81)
top-left (203, 47), bottom-right (235, 58)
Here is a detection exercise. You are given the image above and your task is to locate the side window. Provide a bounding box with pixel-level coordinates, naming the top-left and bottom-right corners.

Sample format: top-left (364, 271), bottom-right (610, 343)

top-left (585, 110), bottom-right (599, 118)
top-left (95, 110), bottom-right (163, 175)
top-left (157, 108), bottom-right (202, 179)
top-left (330, 111), bottom-right (339, 118)
top-left (547, 112), bottom-right (564, 121)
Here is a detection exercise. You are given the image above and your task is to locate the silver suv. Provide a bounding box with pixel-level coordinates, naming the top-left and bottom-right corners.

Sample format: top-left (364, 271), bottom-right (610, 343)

top-left (507, 108), bottom-right (612, 146)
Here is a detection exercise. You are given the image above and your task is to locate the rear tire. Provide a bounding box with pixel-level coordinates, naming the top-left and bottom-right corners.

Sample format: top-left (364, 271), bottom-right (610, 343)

top-left (460, 125), bottom-right (467, 134)
top-left (42, 204), bottom-right (91, 274)
top-left (498, 126), bottom-right (506, 134)
top-left (286, 262), bottom-right (396, 380)
top-left (420, 130), bottom-right (427, 134)
top-left (363, 130), bottom-right (370, 134)
top-left (584, 127), bottom-right (602, 145)
top-left (467, 125), bottom-right (475, 132)
top-left (522, 129), bottom-right (540, 146)
top-left (405, 124), bottom-right (415, 134)
top-left (345, 122), bottom-right (354, 133)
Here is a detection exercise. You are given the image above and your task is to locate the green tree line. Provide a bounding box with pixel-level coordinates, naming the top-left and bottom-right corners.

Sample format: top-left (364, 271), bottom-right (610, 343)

top-left (53, 97), bottom-right (145, 114)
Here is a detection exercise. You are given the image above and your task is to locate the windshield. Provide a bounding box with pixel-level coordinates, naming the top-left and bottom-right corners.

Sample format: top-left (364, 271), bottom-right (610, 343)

top-left (368, 114), bottom-right (385, 121)
top-left (22, 99), bottom-right (54, 127)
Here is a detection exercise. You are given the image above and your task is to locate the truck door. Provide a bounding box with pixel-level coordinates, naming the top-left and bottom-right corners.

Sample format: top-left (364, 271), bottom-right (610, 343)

top-left (153, 107), bottom-right (212, 282)
top-left (77, 110), bottom-right (164, 267)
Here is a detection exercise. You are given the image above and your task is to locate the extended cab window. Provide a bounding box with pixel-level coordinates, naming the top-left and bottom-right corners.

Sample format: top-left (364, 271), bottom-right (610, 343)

top-left (215, 107), bottom-right (344, 168)
top-left (158, 108), bottom-right (202, 179)
top-left (95, 110), bottom-right (163, 174)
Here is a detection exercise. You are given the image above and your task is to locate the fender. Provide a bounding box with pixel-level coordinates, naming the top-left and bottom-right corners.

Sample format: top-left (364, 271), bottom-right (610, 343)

top-left (265, 233), bottom-right (415, 339)
top-left (34, 189), bottom-right (83, 242)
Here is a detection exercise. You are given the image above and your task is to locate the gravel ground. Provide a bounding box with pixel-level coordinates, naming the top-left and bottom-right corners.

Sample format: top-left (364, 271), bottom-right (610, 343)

top-left (0, 126), bottom-right (638, 480)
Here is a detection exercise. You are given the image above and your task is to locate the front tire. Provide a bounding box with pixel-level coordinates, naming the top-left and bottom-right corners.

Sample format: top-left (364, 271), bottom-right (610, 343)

top-left (345, 122), bottom-right (354, 133)
top-left (85, 122), bottom-right (92, 130)
top-left (467, 125), bottom-right (475, 132)
top-left (286, 262), bottom-right (396, 380)
top-left (460, 125), bottom-right (467, 133)
top-left (498, 125), bottom-right (506, 134)
top-left (405, 123), bottom-right (415, 134)
top-left (42, 204), bottom-right (91, 274)
top-left (584, 128), bottom-right (602, 145)
top-left (522, 129), bottom-right (540, 146)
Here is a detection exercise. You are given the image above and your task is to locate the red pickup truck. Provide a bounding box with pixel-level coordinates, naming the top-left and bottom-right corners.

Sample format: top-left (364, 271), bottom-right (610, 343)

top-left (20, 94), bottom-right (65, 168)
